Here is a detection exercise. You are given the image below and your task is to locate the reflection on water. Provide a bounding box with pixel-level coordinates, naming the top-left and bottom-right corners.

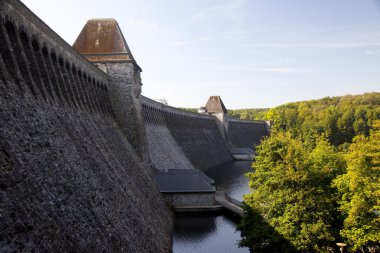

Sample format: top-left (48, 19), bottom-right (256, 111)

top-left (205, 161), bottom-right (253, 201)
top-left (173, 213), bottom-right (249, 253)
top-left (172, 161), bottom-right (253, 253)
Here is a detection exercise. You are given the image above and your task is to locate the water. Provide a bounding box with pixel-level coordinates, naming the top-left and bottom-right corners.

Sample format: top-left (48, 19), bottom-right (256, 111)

top-left (172, 161), bottom-right (253, 253)
top-left (173, 213), bottom-right (248, 253)
top-left (205, 161), bottom-right (253, 201)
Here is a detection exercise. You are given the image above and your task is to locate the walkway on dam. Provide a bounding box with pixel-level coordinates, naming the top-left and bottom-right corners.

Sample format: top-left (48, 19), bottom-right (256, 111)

top-left (170, 191), bottom-right (244, 217)
top-left (215, 191), bottom-right (244, 217)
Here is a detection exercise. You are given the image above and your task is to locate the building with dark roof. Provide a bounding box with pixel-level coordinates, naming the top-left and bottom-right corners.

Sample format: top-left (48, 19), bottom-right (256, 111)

top-left (155, 169), bottom-right (216, 207)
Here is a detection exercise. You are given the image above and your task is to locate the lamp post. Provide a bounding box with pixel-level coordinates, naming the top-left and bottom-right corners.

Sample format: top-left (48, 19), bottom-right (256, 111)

top-left (327, 246), bottom-right (335, 252)
top-left (336, 243), bottom-right (347, 253)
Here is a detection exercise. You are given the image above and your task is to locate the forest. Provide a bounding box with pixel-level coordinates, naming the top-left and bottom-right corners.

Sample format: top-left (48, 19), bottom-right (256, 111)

top-left (236, 92), bottom-right (380, 253)
top-left (228, 108), bottom-right (269, 121)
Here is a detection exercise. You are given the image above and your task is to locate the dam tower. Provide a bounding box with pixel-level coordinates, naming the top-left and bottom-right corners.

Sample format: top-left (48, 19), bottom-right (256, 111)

top-left (73, 19), bottom-right (148, 160)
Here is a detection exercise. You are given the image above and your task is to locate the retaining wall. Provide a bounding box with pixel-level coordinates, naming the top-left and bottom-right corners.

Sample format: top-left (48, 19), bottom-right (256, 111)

top-left (164, 193), bottom-right (215, 207)
top-left (0, 1), bottom-right (172, 252)
top-left (142, 97), bottom-right (195, 170)
top-left (228, 119), bottom-right (269, 150)
top-left (142, 96), bottom-right (233, 171)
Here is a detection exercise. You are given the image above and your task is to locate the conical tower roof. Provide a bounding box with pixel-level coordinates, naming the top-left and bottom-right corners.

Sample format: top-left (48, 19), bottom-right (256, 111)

top-left (204, 96), bottom-right (228, 114)
top-left (73, 18), bottom-right (141, 70)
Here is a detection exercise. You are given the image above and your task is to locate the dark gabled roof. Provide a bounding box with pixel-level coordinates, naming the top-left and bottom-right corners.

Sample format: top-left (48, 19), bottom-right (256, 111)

top-left (154, 169), bottom-right (215, 193)
top-left (73, 18), bottom-right (141, 70)
top-left (204, 96), bottom-right (228, 114)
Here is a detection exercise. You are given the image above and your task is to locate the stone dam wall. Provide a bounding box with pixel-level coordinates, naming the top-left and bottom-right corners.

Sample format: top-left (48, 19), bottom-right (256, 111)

top-left (0, 1), bottom-right (172, 252)
top-left (228, 118), bottom-right (270, 150)
top-left (142, 96), bottom-right (234, 171)
top-left (0, 0), bottom-right (270, 251)
top-left (142, 96), bottom-right (196, 171)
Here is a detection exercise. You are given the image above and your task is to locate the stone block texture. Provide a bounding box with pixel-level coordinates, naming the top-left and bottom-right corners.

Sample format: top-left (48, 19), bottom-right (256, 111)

top-left (142, 97), bottom-right (234, 171)
top-left (0, 1), bottom-right (172, 252)
top-left (227, 119), bottom-right (270, 150)
top-left (142, 97), bottom-right (195, 171)
top-left (165, 193), bottom-right (215, 207)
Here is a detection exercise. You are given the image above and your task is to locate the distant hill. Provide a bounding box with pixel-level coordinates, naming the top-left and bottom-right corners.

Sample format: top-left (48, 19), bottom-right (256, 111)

top-left (180, 92), bottom-right (380, 146)
top-left (179, 107), bottom-right (270, 120)
top-left (228, 108), bottom-right (269, 120)
top-left (179, 108), bottom-right (198, 113)
top-left (265, 92), bottom-right (380, 146)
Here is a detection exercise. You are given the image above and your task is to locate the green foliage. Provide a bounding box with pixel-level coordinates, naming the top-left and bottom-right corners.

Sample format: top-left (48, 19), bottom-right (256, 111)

top-left (179, 107), bottom-right (198, 113)
top-left (238, 203), bottom-right (297, 253)
top-left (333, 121), bottom-right (380, 252)
top-left (228, 108), bottom-right (269, 120)
top-left (239, 93), bottom-right (380, 252)
top-left (265, 92), bottom-right (380, 146)
top-left (239, 133), bottom-right (345, 252)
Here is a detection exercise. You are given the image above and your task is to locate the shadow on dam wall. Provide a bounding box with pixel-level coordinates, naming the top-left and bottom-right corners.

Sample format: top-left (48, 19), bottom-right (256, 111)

top-left (228, 119), bottom-right (270, 151)
top-left (0, 0), bottom-right (172, 252)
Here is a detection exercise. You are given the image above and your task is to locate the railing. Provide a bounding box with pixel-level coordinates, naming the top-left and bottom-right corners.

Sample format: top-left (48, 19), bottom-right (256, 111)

top-left (215, 191), bottom-right (244, 217)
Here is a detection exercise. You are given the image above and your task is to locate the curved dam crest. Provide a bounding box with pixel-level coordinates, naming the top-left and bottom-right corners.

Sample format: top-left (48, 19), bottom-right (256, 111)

top-left (0, 0), bottom-right (269, 251)
top-left (142, 96), bottom-right (234, 171)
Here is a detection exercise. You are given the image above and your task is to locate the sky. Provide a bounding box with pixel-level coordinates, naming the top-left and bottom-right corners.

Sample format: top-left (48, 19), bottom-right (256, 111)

top-left (20, 0), bottom-right (380, 109)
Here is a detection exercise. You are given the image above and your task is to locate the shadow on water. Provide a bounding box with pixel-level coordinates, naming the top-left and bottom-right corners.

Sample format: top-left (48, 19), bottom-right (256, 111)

top-left (173, 208), bottom-right (297, 253)
top-left (206, 161), bottom-right (297, 253)
top-left (174, 212), bottom-right (219, 243)
top-left (237, 204), bottom-right (298, 253)
top-left (173, 212), bottom-right (250, 253)
top-left (173, 161), bottom-right (296, 253)
top-left (205, 161), bottom-right (253, 201)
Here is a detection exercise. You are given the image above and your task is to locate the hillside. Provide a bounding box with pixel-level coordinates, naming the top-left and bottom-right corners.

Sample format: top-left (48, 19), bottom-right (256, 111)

top-left (265, 92), bottom-right (380, 146)
top-left (238, 92), bottom-right (380, 252)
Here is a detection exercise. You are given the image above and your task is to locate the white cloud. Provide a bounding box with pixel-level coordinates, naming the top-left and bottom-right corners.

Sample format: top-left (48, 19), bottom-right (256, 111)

top-left (233, 24), bottom-right (380, 51)
top-left (257, 67), bottom-right (297, 74)
top-left (190, 0), bottom-right (247, 24)
top-left (240, 42), bottom-right (380, 49)
top-left (144, 79), bottom-right (282, 89)
top-left (212, 64), bottom-right (312, 75)
top-left (126, 19), bottom-right (158, 31)
top-left (170, 36), bottom-right (212, 47)
top-left (365, 49), bottom-right (380, 55)
top-left (199, 36), bottom-right (210, 41)
top-left (171, 41), bottom-right (188, 46)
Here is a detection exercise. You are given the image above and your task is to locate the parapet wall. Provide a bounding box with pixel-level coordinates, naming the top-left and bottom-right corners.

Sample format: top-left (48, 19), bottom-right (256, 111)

top-left (0, 1), bottom-right (172, 252)
top-left (0, 0), bottom-right (113, 115)
top-left (142, 96), bottom-right (234, 171)
top-left (227, 118), bottom-right (270, 150)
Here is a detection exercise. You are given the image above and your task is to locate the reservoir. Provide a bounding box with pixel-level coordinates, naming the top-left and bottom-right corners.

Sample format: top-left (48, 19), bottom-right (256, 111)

top-left (172, 161), bottom-right (253, 253)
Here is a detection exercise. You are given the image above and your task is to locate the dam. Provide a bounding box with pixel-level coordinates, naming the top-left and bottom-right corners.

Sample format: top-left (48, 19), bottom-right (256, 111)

top-left (0, 0), bottom-right (269, 251)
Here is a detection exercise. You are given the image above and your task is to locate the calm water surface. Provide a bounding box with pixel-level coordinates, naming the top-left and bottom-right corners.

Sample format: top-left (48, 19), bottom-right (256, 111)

top-left (172, 161), bottom-right (253, 253)
top-left (205, 161), bottom-right (253, 201)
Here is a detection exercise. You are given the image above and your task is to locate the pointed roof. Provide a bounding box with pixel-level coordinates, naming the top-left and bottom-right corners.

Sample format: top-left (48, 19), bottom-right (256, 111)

top-left (204, 96), bottom-right (228, 114)
top-left (73, 18), bottom-right (141, 70)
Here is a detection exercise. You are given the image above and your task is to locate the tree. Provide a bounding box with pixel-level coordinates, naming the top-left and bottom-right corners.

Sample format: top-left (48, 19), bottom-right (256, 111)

top-left (334, 121), bottom-right (380, 252)
top-left (239, 93), bottom-right (380, 252)
top-left (228, 108), bottom-right (270, 120)
top-left (264, 92), bottom-right (380, 146)
top-left (239, 132), bottom-right (345, 252)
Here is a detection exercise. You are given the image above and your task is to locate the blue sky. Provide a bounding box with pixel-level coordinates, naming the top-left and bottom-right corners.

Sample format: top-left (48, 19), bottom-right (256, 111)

top-left (21, 0), bottom-right (380, 108)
